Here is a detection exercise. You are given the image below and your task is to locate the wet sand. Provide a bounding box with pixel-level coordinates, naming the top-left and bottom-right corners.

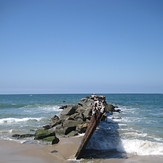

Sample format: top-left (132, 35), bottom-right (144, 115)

top-left (0, 136), bottom-right (81, 163)
top-left (80, 155), bottom-right (163, 163)
top-left (0, 137), bottom-right (163, 163)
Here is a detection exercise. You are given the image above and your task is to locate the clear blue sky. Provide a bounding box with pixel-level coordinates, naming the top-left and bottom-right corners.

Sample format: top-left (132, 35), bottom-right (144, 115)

top-left (0, 0), bottom-right (163, 94)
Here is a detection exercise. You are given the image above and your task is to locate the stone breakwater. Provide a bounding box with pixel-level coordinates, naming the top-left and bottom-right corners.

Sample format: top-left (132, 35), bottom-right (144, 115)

top-left (12, 95), bottom-right (120, 144)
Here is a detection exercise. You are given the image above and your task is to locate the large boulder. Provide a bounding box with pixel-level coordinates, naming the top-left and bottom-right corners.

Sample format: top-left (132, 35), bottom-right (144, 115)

top-left (105, 103), bottom-right (116, 112)
top-left (78, 97), bottom-right (94, 108)
top-left (60, 105), bottom-right (78, 116)
top-left (65, 112), bottom-right (84, 121)
top-left (12, 134), bottom-right (34, 139)
top-left (34, 128), bottom-right (60, 144)
top-left (76, 106), bottom-right (92, 120)
top-left (42, 136), bottom-right (59, 144)
top-left (35, 128), bottom-right (55, 140)
top-left (62, 119), bottom-right (83, 135)
top-left (76, 122), bottom-right (89, 133)
top-left (50, 115), bottom-right (61, 128)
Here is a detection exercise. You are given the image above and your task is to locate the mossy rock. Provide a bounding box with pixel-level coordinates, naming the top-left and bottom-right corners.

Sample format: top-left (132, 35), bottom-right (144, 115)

top-left (105, 104), bottom-right (115, 112)
top-left (42, 136), bottom-right (60, 144)
top-left (20, 134), bottom-right (35, 138)
top-left (35, 129), bottom-right (55, 140)
top-left (67, 131), bottom-right (78, 137)
top-left (55, 129), bottom-right (65, 136)
top-left (42, 136), bottom-right (54, 142)
top-left (12, 134), bottom-right (34, 138)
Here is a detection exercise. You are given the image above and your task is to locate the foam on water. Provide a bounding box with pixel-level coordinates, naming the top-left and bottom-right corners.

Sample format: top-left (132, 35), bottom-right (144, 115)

top-left (0, 117), bottom-right (43, 124)
top-left (119, 139), bottom-right (163, 155)
top-left (86, 117), bottom-right (163, 156)
top-left (20, 104), bottom-right (61, 114)
top-left (38, 105), bottom-right (61, 112)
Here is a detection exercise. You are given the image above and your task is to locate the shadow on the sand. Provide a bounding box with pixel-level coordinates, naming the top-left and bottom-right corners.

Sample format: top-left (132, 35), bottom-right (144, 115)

top-left (81, 149), bottom-right (127, 159)
top-left (79, 114), bottom-right (127, 159)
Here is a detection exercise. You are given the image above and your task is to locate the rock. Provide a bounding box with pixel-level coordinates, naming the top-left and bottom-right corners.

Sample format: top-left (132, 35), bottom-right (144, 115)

top-left (76, 106), bottom-right (92, 120)
top-left (34, 128), bottom-right (60, 144)
top-left (115, 109), bottom-right (121, 112)
top-left (82, 106), bottom-right (92, 119)
top-left (64, 126), bottom-right (76, 135)
top-left (67, 131), bottom-right (79, 137)
top-left (60, 105), bottom-right (78, 117)
top-left (51, 115), bottom-right (59, 122)
top-left (12, 134), bottom-right (20, 138)
top-left (39, 94), bottom-right (120, 138)
top-left (105, 104), bottom-right (116, 112)
top-left (34, 129), bottom-right (55, 140)
top-left (78, 98), bottom-right (94, 108)
top-left (42, 136), bottom-right (59, 144)
top-left (52, 137), bottom-right (60, 144)
top-left (42, 136), bottom-right (54, 142)
top-left (59, 105), bottom-right (67, 109)
top-left (55, 125), bottom-right (65, 135)
top-left (76, 123), bottom-right (89, 133)
top-left (63, 119), bottom-right (83, 128)
top-left (62, 119), bottom-right (83, 135)
top-left (43, 125), bottom-right (51, 130)
top-left (19, 134), bottom-right (35, 138)
top-left (12, 134), bottom-right (34, 139)
top-left (51, 150), bottom-right (58, 153)
top-left (66, 112), bottom-right (84, 121)
top-left (50, 115), bottom-right (61, 128)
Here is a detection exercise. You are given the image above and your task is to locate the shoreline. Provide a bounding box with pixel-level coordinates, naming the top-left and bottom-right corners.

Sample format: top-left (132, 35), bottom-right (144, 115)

top-left (0, 136), bottom-right (82, 163)
top-left (1, 138), bottom-right (163, 163)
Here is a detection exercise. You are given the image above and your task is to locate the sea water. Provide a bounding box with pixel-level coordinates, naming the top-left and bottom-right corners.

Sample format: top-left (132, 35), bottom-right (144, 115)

top-left (86, 94), bottom-right (163, 157)
top-left (0, 94), bottom-right (163, 156)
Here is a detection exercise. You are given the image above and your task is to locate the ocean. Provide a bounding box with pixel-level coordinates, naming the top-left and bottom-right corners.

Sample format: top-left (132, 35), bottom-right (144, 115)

top-left (0, 94), bottom-right (163, 157)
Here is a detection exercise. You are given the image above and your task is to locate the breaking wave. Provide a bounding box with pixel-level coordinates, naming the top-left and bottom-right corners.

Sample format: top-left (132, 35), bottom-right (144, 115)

top-left (0, 117), bottom-right (43, 124)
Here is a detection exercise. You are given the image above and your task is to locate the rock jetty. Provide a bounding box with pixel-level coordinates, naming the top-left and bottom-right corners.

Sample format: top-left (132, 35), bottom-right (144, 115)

top-left (35, 94), bottom-right (120, 144)
top-left (12, 95), bottom-right (120, 144)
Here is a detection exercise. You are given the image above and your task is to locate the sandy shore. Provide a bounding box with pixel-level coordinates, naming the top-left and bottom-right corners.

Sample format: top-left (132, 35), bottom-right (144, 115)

top-left (0, 136), bottom-right (81, 163)
top-left (0, 137), bottom-right (163, 163)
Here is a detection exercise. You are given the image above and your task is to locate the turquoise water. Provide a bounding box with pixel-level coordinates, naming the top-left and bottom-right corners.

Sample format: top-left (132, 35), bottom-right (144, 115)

top-left (0, 94), bottom-right (163, 155)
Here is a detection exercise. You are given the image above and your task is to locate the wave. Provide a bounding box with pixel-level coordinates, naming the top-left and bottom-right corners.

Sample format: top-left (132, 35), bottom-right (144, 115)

top-left (0, 117), bottom-right (43, 124)
top-left (86, 121), bottom-right (163, 156)
top-left (38, 105), bottom-right (61, 112)
top-left (20, 104), bottom-right (61, 113)
top-left (87, 132), bottom-right (163, 156)
top-left (120, 139), bottom-right (163, 155)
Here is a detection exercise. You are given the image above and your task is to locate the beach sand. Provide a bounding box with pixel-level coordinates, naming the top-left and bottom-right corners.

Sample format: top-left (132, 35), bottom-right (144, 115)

top-left (0, 137), bottom-right (163, 163)
top-left (0, 136), bottom-right (81, 163)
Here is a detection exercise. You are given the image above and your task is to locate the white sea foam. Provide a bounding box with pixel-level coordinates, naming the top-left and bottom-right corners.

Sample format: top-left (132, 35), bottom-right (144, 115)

top-left (39, 105), bottom-right (61, 112)
top-left (87, 134), bottom-right (163, 156)
top-left (118, 123), bottom-right (127, 126)
top-left (86, 120), bottom-right (163, 156)
top-left (22, 105), bottom-right (61, 114)
top-left (0, 136), bottom-right (31, 144)
top-left (119, 139), bottom-right (163, 155)
top-left (0, 117), bottom-right (43, 124)
top-left (122, 131), bottom-right (148, 138)
top-left (67, 158), bottom-right (83, 162)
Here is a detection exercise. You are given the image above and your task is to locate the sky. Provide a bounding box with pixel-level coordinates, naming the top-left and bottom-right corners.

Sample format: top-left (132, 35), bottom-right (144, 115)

top-left (0, 0), bottom-right (163, 94)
